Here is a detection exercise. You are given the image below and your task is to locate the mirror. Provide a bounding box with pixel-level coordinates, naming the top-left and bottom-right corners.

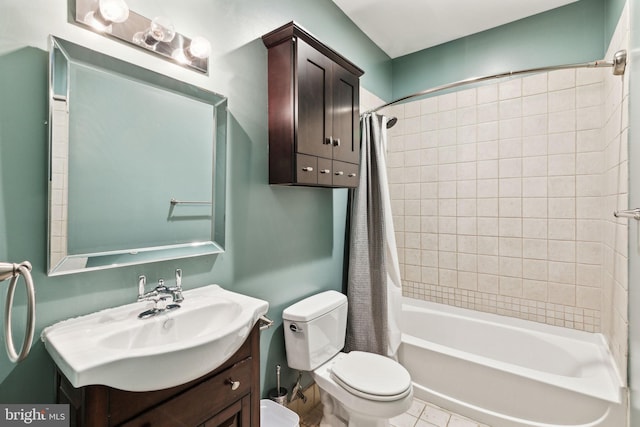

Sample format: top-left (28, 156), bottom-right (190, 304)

top-left (47, 37), bottom-right (227, 276)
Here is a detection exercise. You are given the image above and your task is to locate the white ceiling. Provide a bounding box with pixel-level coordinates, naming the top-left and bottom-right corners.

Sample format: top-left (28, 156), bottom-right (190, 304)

top-left (331, 0), bottom-right (579, 58)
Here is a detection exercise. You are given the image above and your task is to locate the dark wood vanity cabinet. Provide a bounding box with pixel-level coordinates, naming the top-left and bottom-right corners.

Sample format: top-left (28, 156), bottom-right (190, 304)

top-left (262, 22), bottom-right (364, 188)
top-left (56, 325), bottom-right (261, 427)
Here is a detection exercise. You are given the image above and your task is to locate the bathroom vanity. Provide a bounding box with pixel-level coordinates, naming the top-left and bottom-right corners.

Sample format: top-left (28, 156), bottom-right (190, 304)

top-left (262, 22), bottom-right (364, 188)
top-left (43, 285), bottom-right (269, 427)
top-left (56, 324), bottom-right (260, 427)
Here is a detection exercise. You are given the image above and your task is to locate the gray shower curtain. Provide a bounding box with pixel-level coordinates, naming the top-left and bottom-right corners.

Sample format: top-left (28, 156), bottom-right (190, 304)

top-left (345, 112), bottom-right (402, 358)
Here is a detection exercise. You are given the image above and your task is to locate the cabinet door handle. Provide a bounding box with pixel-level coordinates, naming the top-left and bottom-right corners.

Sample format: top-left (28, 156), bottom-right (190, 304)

top-left (225, 378), bottom-right (240, 391)
top-left (320, 169), bottom-right (331, 174)
top-left (348, 173), bottom-right (357, 178)
top-left (333, 138), bottom-right (341, 147)
top-left (335, 171), bottom-right (344, 176)
top-left (301, 166), bottom-right (314, 172)
top-left (324, 137), bottom-right (332, 145)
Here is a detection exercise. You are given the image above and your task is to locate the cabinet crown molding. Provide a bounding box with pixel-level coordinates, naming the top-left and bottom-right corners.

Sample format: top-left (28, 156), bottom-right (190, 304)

top-left (262, 21), bottom-right (364, 78)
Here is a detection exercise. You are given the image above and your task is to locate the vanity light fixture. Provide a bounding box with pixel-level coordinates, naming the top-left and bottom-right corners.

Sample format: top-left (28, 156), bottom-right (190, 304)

top-left (74, 0), bottom-right (210, 73)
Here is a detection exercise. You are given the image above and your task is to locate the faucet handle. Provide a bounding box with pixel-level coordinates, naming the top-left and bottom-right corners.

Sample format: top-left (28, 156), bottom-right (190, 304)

top-left (171, 269), bottom-right (184, 303)
top-left (175, 269), bottom-right (182, 288)
top-left (138, 275), bottom-right (147, 297)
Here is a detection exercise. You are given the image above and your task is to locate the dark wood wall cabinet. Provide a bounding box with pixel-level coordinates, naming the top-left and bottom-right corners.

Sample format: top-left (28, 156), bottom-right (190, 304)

top-left (57, 324), bottom-right (261, 427)
top-left (262, 22), bottom-right (364, 188)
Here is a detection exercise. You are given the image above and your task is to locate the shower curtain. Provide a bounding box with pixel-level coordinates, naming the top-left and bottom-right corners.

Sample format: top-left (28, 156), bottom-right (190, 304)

top-left (345, 112), bottom-right (402, 358)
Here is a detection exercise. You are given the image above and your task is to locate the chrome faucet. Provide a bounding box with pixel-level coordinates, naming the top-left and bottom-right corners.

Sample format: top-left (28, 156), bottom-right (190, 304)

top-left (137, 272), bottom-right (184, 319)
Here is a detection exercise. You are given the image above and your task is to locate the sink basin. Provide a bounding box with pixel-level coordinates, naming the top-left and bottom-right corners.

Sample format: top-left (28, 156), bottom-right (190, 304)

top-left (41, 285), bottom-right (269, 391)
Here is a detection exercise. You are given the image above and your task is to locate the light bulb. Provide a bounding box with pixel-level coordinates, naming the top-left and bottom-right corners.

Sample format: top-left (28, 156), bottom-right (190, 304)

top-left (149, 16), bottom-right (176, 43)
top-left (84, 0), bottom-right (128, 32)
top-left (172, 37), bottom-right (210, 66)
top-left (187, 37), bottom-right (211, 59)
top-left (98, 0), bottom-right (129, 24)
top-left (133, 16), bottom-right (175, 48)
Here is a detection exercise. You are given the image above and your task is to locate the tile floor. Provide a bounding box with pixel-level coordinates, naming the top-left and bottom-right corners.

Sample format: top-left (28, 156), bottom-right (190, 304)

top-left (296, 397), bottom-right (490, 427)
top-left (389, 399), bottom-right (490, 427)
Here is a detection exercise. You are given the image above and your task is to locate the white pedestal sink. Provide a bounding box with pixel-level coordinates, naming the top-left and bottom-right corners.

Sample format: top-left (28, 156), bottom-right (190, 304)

top-left (42, 285), bottom-right (269, 392)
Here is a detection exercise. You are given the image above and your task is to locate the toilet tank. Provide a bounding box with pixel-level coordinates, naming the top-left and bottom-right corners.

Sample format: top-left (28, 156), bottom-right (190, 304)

top-left (282, 291), bottom-right (348, 371)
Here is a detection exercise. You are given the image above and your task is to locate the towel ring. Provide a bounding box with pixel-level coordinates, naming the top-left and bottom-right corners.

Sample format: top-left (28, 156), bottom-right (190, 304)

top-left (2, 262), bottom-right (36, 363)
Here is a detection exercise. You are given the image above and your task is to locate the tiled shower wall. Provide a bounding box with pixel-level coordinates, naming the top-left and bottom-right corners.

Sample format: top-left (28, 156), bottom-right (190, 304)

top-left (381, 6), bottom-right (629, 380)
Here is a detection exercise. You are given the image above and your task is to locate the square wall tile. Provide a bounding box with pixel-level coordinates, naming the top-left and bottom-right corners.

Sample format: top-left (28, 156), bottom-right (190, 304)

top-left (499, 79), bottom-right (522, 100)
top-left (548, 69), bottom-right (576, 91)
top-left (523, 73), bottom-right (548, 95)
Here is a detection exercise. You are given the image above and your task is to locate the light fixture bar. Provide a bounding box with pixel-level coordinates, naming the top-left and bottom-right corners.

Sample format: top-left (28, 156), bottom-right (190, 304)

top-left (75, 0), bottom-right (209, 74)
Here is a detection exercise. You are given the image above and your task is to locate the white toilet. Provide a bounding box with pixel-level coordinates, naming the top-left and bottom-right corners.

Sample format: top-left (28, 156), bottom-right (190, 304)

top-left (283, 291), bottom-right (413, 427)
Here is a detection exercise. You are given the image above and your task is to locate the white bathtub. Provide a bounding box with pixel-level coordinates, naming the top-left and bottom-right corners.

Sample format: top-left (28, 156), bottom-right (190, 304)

top-left (399, 298), bottom-right (626, 427)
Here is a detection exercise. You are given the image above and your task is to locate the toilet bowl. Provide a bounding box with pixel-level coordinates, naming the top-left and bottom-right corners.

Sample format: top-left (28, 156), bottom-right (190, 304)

top-left (314, 352), bottom-right (413, 426)
top-left (283, 291), bottom-right (413, 427)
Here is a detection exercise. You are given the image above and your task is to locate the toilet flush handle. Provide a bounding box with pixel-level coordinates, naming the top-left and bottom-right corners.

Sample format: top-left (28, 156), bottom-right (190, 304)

top-left (289, 323), bottom-right (303, 333)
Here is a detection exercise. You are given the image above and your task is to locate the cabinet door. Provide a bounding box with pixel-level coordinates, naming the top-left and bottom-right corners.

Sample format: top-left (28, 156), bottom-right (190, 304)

top-left (297, 39), bottom-right (332, 159)
top-left (201, 396), bottom-right (251, 427)
top-left (331, 63), bottom-right (360, 164)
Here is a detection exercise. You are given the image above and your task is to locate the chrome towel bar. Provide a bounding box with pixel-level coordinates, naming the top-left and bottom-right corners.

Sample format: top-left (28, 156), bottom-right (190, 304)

top-left (170, 198), bottom-right (212, 206)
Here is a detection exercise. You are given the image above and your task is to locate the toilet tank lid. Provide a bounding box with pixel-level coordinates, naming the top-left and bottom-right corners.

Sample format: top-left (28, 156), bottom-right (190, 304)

top-left (283, 291), bottom-right (347, 322)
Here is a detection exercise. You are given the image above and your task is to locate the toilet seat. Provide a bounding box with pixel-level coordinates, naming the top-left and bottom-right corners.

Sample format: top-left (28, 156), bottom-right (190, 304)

top-left (330, 351), bottom-right (412, 402)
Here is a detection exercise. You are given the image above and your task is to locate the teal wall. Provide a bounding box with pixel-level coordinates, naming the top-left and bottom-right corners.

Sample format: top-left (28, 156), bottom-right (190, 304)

top-left (391, 0), bottom-right (618, 100)
top-left (606, 0), bottom-right (627, 43)
top-left (0, 0), bottom-right (391, 403)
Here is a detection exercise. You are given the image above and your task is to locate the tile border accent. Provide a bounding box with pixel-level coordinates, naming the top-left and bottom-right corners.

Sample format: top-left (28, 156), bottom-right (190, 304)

top-left (403, 280), bottom-right (600, 332)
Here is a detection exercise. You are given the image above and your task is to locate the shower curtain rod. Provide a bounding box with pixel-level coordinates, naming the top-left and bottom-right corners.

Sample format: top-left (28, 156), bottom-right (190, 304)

top-left (366, 50), bottom-right (627, 114)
